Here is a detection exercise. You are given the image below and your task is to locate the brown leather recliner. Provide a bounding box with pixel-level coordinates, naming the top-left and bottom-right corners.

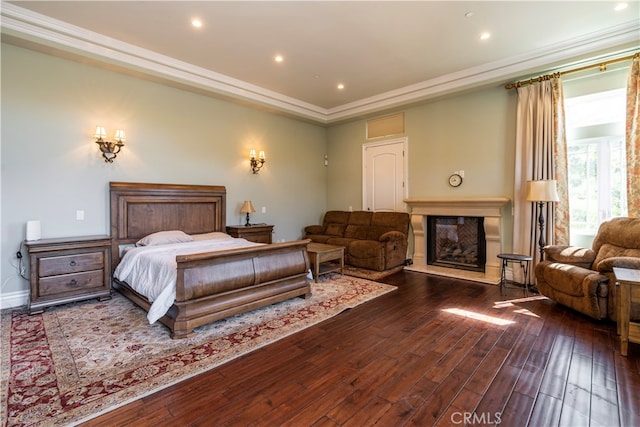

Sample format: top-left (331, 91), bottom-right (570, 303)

top-left (535, 217), bottom-right (640, 321)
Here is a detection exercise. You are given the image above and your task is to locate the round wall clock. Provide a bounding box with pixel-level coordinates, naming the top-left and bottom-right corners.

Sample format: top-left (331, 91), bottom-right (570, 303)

top-left (448, 173), bottom-right (463, 187)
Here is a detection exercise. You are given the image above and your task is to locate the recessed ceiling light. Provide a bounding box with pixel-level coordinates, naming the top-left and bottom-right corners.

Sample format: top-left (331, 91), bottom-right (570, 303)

top-left (191, 18), bottom-right (203, 28)
top-left (480, 32), bottom-right (491, 41)
top-left (274, 55), bottom-right (284, 63)
top-left (464, 11), bottom-right (474, 18)
top-left (337, 83), bottom-right (345, 90)
top-left (614, 3), bottom-right (628, 11)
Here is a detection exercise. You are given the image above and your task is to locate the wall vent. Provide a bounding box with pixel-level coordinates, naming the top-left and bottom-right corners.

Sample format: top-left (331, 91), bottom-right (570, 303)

top-left (366, 112), bottom-right (404, 139)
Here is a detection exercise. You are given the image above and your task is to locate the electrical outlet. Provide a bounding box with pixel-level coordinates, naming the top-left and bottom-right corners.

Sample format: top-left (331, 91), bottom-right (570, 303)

top-left (76, 210), bottom-right (85, 221)
top-left (261, 206), bottom-right (266, 214)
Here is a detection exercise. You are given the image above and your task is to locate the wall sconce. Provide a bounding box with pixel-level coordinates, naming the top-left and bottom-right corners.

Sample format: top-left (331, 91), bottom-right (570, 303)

top-left (249, 149), bottom-right (265, 174)
top-left (95, 126), bottom-right (125, 163)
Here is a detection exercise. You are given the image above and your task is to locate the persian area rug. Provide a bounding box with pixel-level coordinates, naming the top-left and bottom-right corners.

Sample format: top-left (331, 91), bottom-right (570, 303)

top-left (1, 274), bottom-right (395, 427)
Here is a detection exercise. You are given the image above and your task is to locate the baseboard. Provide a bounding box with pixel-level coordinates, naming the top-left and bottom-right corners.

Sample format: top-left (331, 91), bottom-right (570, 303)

top-left (1, 290), bottom-right (29, 310)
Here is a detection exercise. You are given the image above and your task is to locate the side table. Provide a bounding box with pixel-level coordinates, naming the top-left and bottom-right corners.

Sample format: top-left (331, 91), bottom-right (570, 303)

top-left (306, 243), bottom-right (344, 283)
top-left (614, 267), bottom-right (640, 356)
top-left (25, 235), bottom-right (112, 314)
top-left (497, 253), bottom-right (532, 295)
top-left (226, 224), bottom-right (273, 244)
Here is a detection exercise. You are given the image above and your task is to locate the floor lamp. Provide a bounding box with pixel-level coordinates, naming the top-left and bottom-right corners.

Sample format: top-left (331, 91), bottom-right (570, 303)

top-left (526, 180), bottom-right (560, 261)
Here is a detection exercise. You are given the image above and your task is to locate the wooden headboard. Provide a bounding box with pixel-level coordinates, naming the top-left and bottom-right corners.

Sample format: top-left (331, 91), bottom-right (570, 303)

top-left (109, 182), bottom-right (226, 271)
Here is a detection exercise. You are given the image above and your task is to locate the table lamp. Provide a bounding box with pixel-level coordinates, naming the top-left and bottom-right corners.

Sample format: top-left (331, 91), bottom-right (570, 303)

top-left (240, 200), bottom-right (256, 226)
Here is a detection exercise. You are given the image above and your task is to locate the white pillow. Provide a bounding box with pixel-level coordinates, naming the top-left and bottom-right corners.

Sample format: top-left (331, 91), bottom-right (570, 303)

top-left (136, 230), bottom-right (193, 246)
top-left (119, 243), bottom-right (136, 257)
top-left (191, 232), bottom-right (234, 241)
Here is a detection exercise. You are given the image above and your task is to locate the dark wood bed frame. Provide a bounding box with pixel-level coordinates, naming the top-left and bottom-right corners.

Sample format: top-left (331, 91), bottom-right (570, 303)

top-left (110, 182), bottom-right (311, 339)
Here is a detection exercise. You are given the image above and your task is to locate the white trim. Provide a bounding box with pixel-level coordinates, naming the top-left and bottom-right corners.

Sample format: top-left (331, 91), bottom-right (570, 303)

top-left (404, 198), bottom-right (510, 283)
top-left (1, 290), bottom-right (29, 310)
top-left (2, 3), bottom-right (638, 124)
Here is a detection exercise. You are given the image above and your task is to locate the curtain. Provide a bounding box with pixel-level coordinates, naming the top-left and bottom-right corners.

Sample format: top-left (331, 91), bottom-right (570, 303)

top-left (513, 76), bottom-right (569, 281)
top-left (627, 54), bottom-right (640, 217)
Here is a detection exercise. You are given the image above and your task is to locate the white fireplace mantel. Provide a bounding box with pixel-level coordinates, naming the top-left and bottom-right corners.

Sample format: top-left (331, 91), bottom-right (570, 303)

top-left (405, 198), bottom-right (510, 284)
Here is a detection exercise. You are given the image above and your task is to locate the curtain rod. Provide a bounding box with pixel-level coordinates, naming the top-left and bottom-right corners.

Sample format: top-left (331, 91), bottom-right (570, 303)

top-left (504, 51), bottom-right (639, 90)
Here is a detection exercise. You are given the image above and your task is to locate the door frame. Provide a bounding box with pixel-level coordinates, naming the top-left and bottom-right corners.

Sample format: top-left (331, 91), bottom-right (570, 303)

top-left (362, 137), bottom-right (409, 212)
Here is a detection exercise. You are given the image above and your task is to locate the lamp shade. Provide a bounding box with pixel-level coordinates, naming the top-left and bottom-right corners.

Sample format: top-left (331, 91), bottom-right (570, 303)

top-left (526, 180), bottom-right (560, 202)
top-left (114, 130), bottom-right (126, 142)
top-left (94, 126), bottom-right (107, 139)
top-left (240, 200), bottom-right (256, 214)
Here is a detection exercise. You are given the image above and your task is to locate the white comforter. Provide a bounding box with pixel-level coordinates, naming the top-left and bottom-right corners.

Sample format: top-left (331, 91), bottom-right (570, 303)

top-left (114, 237), bottom-right (261, 324)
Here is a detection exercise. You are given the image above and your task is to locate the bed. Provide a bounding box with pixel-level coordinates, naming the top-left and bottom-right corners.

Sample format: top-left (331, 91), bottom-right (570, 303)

top-left (110, 182), bottom-right (311, 339)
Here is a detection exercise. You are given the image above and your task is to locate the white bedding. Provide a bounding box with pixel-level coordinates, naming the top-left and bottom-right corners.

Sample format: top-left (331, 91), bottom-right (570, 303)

top-left (114, 236), bottom-right (261, 324)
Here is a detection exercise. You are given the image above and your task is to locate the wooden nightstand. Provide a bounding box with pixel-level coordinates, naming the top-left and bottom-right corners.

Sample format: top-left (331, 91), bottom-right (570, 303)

top-left (614, 267), bottom-right (640, 356)
top-left (226, 224), bottom-right (273, 243)
top-left (25, 235), bottom-right (112, 314)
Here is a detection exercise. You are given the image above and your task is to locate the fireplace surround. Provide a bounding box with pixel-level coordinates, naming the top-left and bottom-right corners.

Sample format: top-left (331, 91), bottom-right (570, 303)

top-left (405, 198), bottom-right (510, 283)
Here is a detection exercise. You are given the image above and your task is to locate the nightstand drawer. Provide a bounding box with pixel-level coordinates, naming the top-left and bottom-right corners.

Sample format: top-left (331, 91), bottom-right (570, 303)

top-left (249, 234), bottom-right (272, 244)
top-left (39, 270), bottom-right (104, 296)
top-left (39, 252), bottom-right (104, 276)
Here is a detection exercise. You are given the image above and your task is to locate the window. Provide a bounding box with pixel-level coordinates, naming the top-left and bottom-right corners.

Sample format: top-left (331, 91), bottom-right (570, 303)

top-left (564, 88), bottom-right (627, 244)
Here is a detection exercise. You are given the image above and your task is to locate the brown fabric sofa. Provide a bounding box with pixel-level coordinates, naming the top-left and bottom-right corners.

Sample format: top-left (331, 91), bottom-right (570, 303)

top-left (534, 217), bottom-right (640, 322)
top-left (304, 210), bottom-right (410, 271)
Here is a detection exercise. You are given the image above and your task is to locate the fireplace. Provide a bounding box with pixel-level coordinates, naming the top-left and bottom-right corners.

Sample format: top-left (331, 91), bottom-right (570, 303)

top-left (427, 216), bottom-right (486, 272)
top-left (404, 198), bottom-right (510, 283)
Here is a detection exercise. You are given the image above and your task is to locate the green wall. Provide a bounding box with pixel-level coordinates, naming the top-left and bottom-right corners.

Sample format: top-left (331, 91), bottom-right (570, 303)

top-left (1, 41), bottom-right (523, 306)
top-left (1, 43), bottom-right (327, 300)
top-left (327, 87), bottom-right (518, 251)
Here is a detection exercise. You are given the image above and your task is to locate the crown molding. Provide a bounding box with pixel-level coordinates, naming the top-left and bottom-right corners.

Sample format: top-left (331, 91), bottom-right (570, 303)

top-left (2, 3), bottom-right (638, 125)
top-left (326, 20), bottom-right (639, 122)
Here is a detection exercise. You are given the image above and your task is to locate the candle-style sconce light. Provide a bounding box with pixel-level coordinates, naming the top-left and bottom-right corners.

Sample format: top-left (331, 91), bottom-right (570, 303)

top-left (95, 126), bottom-right (125, 163)
top-left (249, 149), bottom-right (265, 174)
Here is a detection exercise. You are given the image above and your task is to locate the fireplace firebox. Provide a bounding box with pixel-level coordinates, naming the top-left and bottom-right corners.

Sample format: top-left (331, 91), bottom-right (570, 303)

top-left (427, 216), bottom-right (486, 272)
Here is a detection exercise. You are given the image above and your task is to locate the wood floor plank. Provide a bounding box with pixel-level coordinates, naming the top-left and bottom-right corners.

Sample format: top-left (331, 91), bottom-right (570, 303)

top-left (79, 271), bottom-right (640, 427)
top-left (590, 383), bottom-right (620, 427)
top-left (614, 350), bottom-right (640, 427)
top-left (513, 354), bottom-right (546, 399)
top-left (423, 328), bottom-right (485, 383)
top-left (376, 350), bottom-right (443, 403)
top-left (474, 364), bottom-right (521, 418)
top-left (498, 391), bottom-right (534, 427)
top-left (464, 346), bottom-right (510, 396)
top-left (409, 368), bottom-right (469, 425)
top-left (280, 381), bottom-right (356, 427)
top-left (529, 392), bottom-right (563, 427)
top-left (538, 333), bottom-right (574, 399)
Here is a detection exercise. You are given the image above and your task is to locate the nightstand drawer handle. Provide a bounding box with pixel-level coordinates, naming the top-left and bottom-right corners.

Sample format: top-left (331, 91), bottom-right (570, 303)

top-left (70, 279), bottom-right (78, 286)
top-left (69, 260), bottom-right (77, 267)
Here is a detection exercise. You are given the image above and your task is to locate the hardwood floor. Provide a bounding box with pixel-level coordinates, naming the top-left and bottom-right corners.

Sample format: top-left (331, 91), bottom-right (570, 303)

top-left (84, 271), bottom-right (640, 427)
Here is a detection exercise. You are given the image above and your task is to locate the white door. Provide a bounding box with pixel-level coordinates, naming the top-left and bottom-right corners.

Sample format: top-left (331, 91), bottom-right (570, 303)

top-left (363, 138), bottom-right (407, 212)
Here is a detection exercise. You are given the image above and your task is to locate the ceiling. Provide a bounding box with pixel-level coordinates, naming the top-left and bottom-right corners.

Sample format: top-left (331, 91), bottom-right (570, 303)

top-left (2, 1), bottom-right (639, 124)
